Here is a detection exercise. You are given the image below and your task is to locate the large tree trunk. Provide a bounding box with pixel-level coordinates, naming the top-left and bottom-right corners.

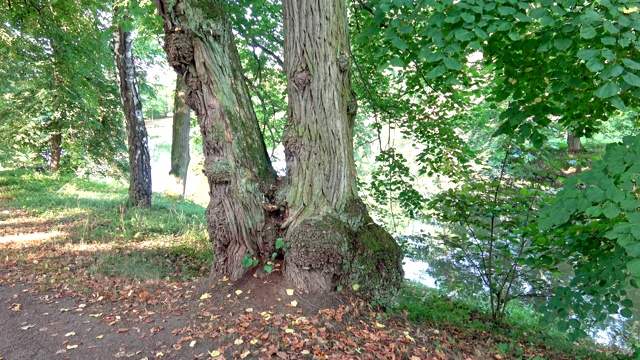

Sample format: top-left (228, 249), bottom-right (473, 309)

top-left (154, 0), bottom-right (279, 281)
top-left (114, 24), bottom-right (152, 208)
top-left (168, 74), bottom-right (191, 199)
top-left (49, 132), bottom-right (62, 172)
top-left (567, 131), bottom-right (583, 154)
top-left (281, 0), bottom-right (403, 304)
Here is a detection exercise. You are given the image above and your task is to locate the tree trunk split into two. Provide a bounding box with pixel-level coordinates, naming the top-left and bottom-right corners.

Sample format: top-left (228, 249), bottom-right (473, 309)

top-left (154, 0), bottom-right (403, 305)
top-left (114, 24), bottom-right (152, 208)
top-left (168, 75), bottom-right (191, 199)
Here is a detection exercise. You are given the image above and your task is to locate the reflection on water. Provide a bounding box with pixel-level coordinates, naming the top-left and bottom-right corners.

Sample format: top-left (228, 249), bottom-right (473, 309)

top-left (403, 257), bottom-right (437, 288)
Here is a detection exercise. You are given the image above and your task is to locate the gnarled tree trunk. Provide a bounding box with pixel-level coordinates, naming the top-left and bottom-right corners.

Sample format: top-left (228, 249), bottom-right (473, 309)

top-left (168, 74), bottom-right (191, 199)
top-left (154, 0), bottom-right (403, 305)
top-left (154, 0), bottom-right (278, 281)
top-left (114, 23), bottom-right (152, 208)
top-left (281, 0), bottom-right (403, 305)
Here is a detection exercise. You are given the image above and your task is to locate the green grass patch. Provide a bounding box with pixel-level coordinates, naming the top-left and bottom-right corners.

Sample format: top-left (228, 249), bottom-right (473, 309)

top-left (390, 281), bottom-right (623, 359)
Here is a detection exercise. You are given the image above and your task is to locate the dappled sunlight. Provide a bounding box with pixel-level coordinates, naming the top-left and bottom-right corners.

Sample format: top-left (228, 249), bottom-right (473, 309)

top-left (0, 230), bottom-right (66, 244)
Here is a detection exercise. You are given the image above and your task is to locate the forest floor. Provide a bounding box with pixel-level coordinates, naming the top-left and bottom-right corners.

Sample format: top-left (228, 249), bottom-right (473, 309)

top-left (0, 169), bottom-right (626, 360)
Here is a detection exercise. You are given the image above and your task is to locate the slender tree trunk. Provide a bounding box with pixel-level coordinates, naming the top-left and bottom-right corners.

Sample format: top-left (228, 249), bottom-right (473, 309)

top-left (567, 131), bottom-right (582, 154)
top-left (49, 132), bottom-right (62, 172)
top-left (282, 0), bottom-right (403, 304)
top-left (114, 23), bottom-right (152, 208)
top-left (168, 74), bottom-right (191, 199)
top-left (154, 0), bottom-right (278, 281)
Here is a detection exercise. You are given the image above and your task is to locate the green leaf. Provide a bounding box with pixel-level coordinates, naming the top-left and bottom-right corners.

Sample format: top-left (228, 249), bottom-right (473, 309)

top-left (443, 57), bottom-right (463, 70)
top-left (474, 27), bottom-right (488, 39)
top-left (530, 7), bottom-right (547, 19)
top-left (498, 6), bottom-right (516, 15)
top-left (603, 203), bottom-right (621, 219)
top-left (623, 72), bottom-right (640, 87)
top-left (586, 58), bottom-right (605, 72)
top-left (461, 12), bottom-right (475, 23)
top-left (577, 48), bottom-right (599, 60)
top-left (604, 20), bottom-right (619, 34)
top-left (601, 37), bottom-right (617, 46)
top-left (586, 187), bottom-right (606, 202)
top-left (627, 258), bottom-right (640, 277)
top-left (425, 65), bottom-right (446, 79)
top-left (594, 82), bottom-right (620, 98)
top-left (622, 58), bottom-right (640, 70)
top-left (621, 298), bottom-right (634, 308)
top-left (391, 37), bottom-right (409, 51)
top-left (601, 65), bottom-right (624, 80)
top-left (389, 57), bottom-right (405, 67)
top-left (620, 307), bottom-right (634, 318)
top-left (554, 38), bottom-right (572, 51)
top-left (580, 26), bottom-right (597, 39)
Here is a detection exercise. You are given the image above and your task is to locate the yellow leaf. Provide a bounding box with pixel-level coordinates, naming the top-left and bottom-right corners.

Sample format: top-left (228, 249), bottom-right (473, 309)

top-left (240, 350), bottom-right (251, 359)
top-left (508, 78), bottom-right (517, 85)
top-left (623, 6), bottom-right (638, 13)
top-left (96, 335), bottom-right (104, 339)
top-left (286, 289), bottom-right (294, 296)
top-left (375, 322), bottom-right (385, 328)
top-left (234, 338), bottom-right (244, 345)
top-left (89, 313), bottom-right (102, 318)
top-left (66, 345), bottom-right (78, 349)
top-left (156, 352), bottom-right (164, 357)
top-left (60, 308), bottom-right (69, 312)
top-left (222, 276), bottom-right (229, 282)
top-left (208, 350), bottom-right (221, 357)
top-left (352, 284), bottom-right (360, 291)
top-left (250, 338), bottom-right (259, 345)
top-left (285, 328), bottom-right (294, 334)
top-left (189, 340), bottom-right (196, 348)
top-left (245, 308), bottom-right (253, 313)
top-left (301, 350), bottom-right (310, 355)
top-left (200, 293), bottom-right (212, 300)
top-left (290, 300), bottom-right (298, 307)
top-left (65, 332), bottom-right (76, 337)
top-left (235, 290), bottom-right (243, 296)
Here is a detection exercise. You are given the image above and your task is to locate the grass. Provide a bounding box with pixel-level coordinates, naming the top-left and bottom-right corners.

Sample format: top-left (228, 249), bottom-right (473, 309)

top-left (0, 168), bottom-right (212, 284)
top-left (389, 281), bottom-right (627, 359)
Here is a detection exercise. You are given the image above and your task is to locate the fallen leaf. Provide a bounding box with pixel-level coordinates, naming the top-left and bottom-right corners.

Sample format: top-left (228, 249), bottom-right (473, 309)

top-left (290, 300), bottom-right (298, 307)
top-left (208, 350), bottom-right (221, 357)
top-left (222, 276), bottom-right (229, 282)
top-left (286, 289), bottom-right (294, 296)
top-left (89, 313), bottom-right (102, 318)
top-left (20, 324), bottom-right (35, 330)
top-left (235, 290), bottom-right (243, 296)
top-left (375, 322), bottom-right (385, 328)
top-left (189, 340), bottom-right (196, 348)
top-left (173, 344), bottom-right (182, 350)
top-left (66, 345), bottom-right (78, 349)
top-left (10, 303), bottom-right (21, 312)
top-left (96, 335), bottom-right (103, 339)
top-left (116, 328), bottom-right (129, 334)
top-left (234, 338), bottom-right (244, 345)
top-left (245, 308), bottom-right (253, 313)
top-left (65, 332), bottom-right (76, 337)
top-left (352, 284), bottom-right (360, 291)
top-left (250, 338), bottom-right (259, 345)
top-left (301, 350), bottom-right (310, 355)
top-left (60, 308), bottom-right (69, 312)
top-left (200, 293), bottom-right (211, 300)
top-left (240, 350), bottom-right (251, 359)
top-left (285, 328), bottom-right (294, 334)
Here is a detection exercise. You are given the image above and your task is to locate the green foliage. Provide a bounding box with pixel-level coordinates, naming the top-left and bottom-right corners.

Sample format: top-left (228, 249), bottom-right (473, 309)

top-left (0, 0), bottom-right (128, 174)
top-left (354, 0), bottom-right (640, 147)
top-left (426, 144), bottom-right (552, 320)
top-left (242, 254), bottom-right (259, 268)
top-left (536, 134), bottom-right (640, 340)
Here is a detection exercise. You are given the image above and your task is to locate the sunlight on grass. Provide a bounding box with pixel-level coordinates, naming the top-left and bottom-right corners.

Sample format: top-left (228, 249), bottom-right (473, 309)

top-left (0, 230), bottom-right (65, 243)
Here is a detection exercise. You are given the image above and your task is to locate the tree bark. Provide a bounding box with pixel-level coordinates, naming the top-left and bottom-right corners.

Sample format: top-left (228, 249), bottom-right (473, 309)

top-left (567, 131), bottom-right (583, 154)
top-left (154, 0), bottom-right (279, 281)
top-left (114, 23), bottom-right (152, 208)
top-left (49, 132), bottom-right (62, 172)
top-left (168, 74), bottom-right (191, 199)
top-left (282, 0), bottom-right (403, 304)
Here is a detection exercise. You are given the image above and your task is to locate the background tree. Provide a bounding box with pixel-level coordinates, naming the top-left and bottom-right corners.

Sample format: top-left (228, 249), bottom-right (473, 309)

top-left (0, 0), bottom-right (127, 174)
top-left (114, 8), bottom-right (152, 208)
top-left (168, 75), bottom-right (191, 199)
